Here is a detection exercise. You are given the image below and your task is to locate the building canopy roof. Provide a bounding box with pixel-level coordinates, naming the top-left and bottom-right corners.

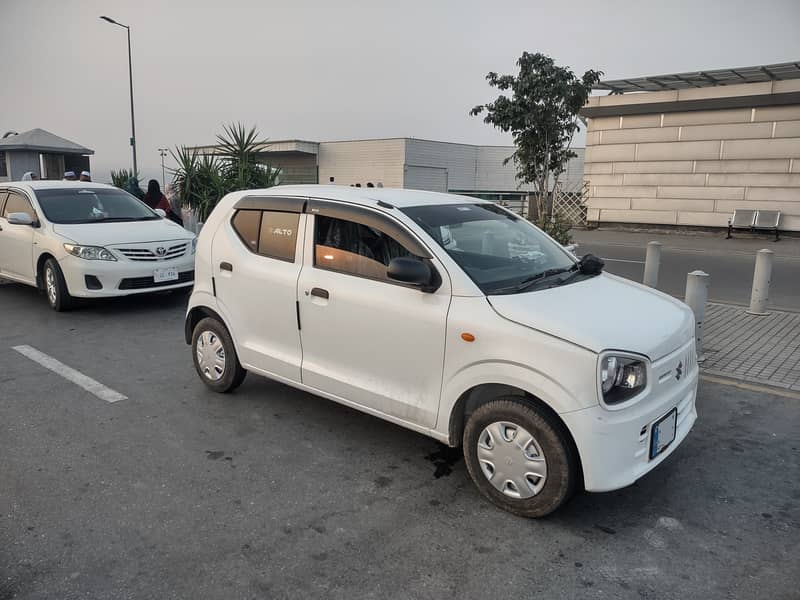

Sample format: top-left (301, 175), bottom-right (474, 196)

top-left (0, 128), bottom-right (94, 155)
top-left (594, 61), bottom-right (800, 94)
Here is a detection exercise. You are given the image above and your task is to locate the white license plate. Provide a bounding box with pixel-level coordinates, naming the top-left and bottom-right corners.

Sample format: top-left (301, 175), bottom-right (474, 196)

top-left (649, 408), bottom-right (677, 459)
top-left (153, 267), bottom-right (179, 283)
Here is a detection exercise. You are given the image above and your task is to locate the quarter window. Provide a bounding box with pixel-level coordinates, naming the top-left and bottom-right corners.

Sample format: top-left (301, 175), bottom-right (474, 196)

top-left (231, 209), bottom-right (300, 262)
top-left (231, 210), bottom-right (260, 252)
top-left (314, 215), bottom-right (413, 281)
top-left (3, 192), bottom-right (35, 220)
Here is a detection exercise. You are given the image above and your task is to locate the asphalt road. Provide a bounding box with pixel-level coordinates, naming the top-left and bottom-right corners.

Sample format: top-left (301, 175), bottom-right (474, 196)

top-left (1, 282), bottom-right (799, 599)
top-left (572, 230), bottom-right (800, 312)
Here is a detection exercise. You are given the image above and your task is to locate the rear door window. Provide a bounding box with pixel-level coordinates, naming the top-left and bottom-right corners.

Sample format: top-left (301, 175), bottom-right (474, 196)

top-left (258, 212), bottom-right (299, 262)
top-left (231, 209), bottom-right (300, 262)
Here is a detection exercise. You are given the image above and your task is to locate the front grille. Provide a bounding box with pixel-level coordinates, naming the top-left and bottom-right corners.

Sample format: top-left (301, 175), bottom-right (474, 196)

top-left (116, 242), bottom-right (188, 261)
top-left (118, 270), bottom-right (194, 290)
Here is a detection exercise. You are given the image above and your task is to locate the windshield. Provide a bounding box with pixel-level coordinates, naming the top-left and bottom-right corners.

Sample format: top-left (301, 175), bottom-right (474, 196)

top-left (35, 188), bottom-right (159, 224)
top-left (402, 203), bottom-right (576, 294)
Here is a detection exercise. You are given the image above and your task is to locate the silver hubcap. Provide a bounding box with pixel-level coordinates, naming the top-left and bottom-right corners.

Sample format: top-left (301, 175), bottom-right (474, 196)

top-left (45, 267), bottom-right (57, 305)
top-left (477, 421), bottom-right (547, 499)
top-left (196, 331), bottom-right (226, 381)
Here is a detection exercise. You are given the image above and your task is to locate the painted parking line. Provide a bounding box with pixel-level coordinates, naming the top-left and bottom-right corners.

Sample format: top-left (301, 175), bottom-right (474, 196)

top-left (601, 258), bottom-right (646, 264)
top-left (12, 345), bottom-right (127, 403)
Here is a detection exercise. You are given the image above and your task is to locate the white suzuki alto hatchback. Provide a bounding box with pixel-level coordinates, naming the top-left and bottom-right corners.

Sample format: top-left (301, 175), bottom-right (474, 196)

top-left (0, 182), bottom-right (196, 311)
top-left (186, 185), bottom-right (698, 517)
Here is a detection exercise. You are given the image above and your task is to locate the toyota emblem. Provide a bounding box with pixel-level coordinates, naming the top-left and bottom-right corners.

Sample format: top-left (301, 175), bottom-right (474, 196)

top-left (155, 246), bottom-right (167, 257)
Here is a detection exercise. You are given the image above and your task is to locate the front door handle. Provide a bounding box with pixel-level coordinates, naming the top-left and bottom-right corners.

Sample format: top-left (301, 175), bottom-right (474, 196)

top-left (310, 287), bottom-right (329, 299)
top-left (220, 262), bottom-right (233, 272)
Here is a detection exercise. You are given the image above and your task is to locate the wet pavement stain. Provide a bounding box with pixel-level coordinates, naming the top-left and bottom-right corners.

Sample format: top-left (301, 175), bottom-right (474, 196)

top-left (425, 444), bottom-right (462, 478)
top-left (205, 450), bottom-right (225, 460)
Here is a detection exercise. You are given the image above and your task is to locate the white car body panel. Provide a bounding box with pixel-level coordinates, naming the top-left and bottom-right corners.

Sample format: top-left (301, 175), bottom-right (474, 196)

top-left (187, 185), bottom-right (699, 494)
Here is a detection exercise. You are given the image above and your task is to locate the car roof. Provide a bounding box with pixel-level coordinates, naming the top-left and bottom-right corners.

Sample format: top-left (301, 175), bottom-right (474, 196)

top-left (1, 181), bottom-right (117, 193)
top-left (241, 184), bottom-right (492, 209)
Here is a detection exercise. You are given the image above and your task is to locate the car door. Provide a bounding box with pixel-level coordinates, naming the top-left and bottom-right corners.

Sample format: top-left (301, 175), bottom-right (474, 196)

top-left (297, 201), bottom-right (451, 429)
top-left (212, 197), bottom-right (305, 383)
top-left (0, 189), bottom-right (37, 283)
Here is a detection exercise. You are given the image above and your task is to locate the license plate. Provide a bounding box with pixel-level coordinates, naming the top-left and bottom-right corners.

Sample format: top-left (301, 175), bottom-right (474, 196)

top-left (649, 408), bottom-right (677, 460)
top-left (153, 267), bottom-right (179, 283)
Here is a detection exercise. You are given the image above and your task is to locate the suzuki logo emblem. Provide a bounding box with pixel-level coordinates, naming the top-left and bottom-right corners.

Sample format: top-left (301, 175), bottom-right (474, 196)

top-left (155, 247), bottom-right (166, 257)
top-left (675, 361), bottom-right (683, 381)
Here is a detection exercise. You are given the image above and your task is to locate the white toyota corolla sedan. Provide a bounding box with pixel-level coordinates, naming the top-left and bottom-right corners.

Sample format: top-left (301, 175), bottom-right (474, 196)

top-left (0, 181), bottom-right (196, 310)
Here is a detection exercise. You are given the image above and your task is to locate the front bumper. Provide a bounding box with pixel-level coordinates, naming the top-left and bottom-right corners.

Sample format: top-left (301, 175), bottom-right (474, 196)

top-left (58, 253), bottom-right (195, 297)
top-left (562, 343), bottom-right (699, 492)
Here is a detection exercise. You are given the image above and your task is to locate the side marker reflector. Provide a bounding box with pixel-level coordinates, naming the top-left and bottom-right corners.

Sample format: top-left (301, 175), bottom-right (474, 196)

top-left (461, 333), bottom-right (475, 342)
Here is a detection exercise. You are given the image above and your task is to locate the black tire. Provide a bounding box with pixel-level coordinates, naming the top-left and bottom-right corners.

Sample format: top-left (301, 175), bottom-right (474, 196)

top-left (191, 316), bottom-right (247, 393)
top-left (463, 397), bottom-right (578, 518)
top-left (43, 258), bottom-right (74, 312)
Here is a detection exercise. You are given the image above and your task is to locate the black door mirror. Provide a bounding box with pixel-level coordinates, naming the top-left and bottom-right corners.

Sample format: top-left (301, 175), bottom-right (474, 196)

top-left (387, 256), bottom-right (432, 286)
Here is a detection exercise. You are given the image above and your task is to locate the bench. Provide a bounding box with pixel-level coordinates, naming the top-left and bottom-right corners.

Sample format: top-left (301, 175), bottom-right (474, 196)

top-left (727, 209), bottom-right (781, 241)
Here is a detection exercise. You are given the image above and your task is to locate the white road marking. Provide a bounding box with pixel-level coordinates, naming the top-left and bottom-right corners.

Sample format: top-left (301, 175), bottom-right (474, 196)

top-left (12, 345), bottom-right (127, 403)
top-left (602, 257), bottom-right (646, 264)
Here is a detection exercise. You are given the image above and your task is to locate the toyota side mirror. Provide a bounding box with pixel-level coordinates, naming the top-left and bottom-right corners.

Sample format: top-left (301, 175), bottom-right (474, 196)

top-left (154, 208), bottom-right (167, 218)
top-left (7, 212), bottom-right (34, 226)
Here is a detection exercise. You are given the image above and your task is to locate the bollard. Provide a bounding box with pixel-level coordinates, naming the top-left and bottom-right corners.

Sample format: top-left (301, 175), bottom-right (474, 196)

top-left (643, 241), bottom-right (662, 288)
top-left (746, 249), bottom-right (774, 316)
top-left (685, 270), bottom-right (710, 362)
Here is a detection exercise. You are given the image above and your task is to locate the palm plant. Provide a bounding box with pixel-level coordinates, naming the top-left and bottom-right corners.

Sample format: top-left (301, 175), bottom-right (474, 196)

top-left (170, 123), bottom-right (281, 222)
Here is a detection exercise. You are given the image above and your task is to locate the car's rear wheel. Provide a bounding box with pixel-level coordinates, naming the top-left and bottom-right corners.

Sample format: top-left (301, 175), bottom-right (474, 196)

top-left (43, 258), bottom-right (74, 312)
top-left (463, 397), bottom-right (578, 517)
top-left (191, 317), bottom-right (246, 393)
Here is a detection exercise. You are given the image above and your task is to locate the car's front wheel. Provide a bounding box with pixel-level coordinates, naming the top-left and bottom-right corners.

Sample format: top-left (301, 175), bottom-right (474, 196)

top-left (463, 397), bottom-right (578, 517)
top-left (43, 258), bottom-right (74, 312)
top-left (191, 317), bottom-right (247, 393)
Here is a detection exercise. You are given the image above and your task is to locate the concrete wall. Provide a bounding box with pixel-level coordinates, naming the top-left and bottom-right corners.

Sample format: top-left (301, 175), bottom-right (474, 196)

top-left (318, 139), bottom-right (406, 188)
top-left (7, 151), bottom-right (41, 180)
top-left (259, 154), bottom-right (317, 185)
top-left (584, 80), bottom-right (800, 231)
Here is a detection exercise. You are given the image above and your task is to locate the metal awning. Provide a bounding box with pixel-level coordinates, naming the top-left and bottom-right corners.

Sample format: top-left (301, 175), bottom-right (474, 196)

top-left (594, 61), bottom-right (800, 94)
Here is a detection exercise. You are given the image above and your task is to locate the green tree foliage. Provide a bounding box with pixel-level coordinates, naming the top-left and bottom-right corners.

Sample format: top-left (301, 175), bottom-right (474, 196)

top-left (170, 123), bottom-right (281, 221)
top-left (110, 168), bottom-right (144, 199)
top-left (471, 52), bottom-right (601, 221)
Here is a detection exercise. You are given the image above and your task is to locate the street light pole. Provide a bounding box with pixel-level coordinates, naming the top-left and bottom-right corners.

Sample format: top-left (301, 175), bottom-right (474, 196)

top-left (158, 148), bottom-right (169, 188)
top-left (100, 16), bottom-right (137, 177)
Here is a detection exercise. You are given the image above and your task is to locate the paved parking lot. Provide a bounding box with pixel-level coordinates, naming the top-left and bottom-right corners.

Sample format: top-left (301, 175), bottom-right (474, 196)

top-left (1, 282), bottom-right (799, 599)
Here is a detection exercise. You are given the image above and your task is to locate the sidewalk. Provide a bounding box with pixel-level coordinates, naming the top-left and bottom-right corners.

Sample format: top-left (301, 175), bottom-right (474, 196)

top-left (703, 302), bottom-right (800, 391)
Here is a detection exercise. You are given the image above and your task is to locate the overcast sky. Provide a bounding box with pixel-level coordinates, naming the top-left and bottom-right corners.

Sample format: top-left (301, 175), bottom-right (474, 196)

top-left (2, 0), bottom-right (799, 183)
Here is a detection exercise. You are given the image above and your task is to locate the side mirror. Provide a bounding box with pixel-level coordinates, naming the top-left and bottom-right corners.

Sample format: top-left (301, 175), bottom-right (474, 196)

top-left (154, 208), bottom-right (167, 218)
top-left (7, 212), bottom-right (34, 226)
top-left (579, 253), bottom-right (605, 275)
top-left (387, 256), bottom-right (432, 287)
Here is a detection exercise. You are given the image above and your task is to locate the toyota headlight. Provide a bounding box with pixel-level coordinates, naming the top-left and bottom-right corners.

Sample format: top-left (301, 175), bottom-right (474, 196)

top-left (599, 354), bottom-right (647, 405)
top-left (64, 244), bottom-right (117, 261)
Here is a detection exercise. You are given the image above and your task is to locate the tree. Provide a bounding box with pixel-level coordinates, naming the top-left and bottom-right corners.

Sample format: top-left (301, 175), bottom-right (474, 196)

top-left (471, 52), bottom-right (601, 222)
top-left (170, 123), bottom-right (281, 221)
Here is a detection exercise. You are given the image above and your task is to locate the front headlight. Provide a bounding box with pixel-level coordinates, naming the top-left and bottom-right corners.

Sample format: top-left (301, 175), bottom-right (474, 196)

top-left (63, 244), bottom-right (117, 261)
top-left (599, 354), bottom-right (647, 405)
top-left (191, 237), bottom-right (197, 254)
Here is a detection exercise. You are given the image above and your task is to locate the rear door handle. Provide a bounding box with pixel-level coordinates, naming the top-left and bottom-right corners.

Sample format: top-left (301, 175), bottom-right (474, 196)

top-left (310, 287), bottom-right (329, 299)
top-left (220, 262), bottom-right (233, 272)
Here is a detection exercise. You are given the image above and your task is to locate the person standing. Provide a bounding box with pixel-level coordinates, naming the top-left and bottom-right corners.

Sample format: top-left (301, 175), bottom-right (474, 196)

top-left (143, 179), bottom-right (182, 225)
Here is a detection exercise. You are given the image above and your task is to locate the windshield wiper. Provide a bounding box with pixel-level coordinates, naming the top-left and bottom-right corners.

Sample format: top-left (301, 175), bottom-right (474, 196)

top-left (89, 216), bottom-right (157, 222)
top-left (489, 264), bottom-right (578, 295)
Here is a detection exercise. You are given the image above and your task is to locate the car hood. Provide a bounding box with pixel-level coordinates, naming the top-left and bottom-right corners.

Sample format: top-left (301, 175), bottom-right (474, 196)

top-left (487, 273), bottom-right (695, 360)
top-left (52, 220), bottom-right (194, 245)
